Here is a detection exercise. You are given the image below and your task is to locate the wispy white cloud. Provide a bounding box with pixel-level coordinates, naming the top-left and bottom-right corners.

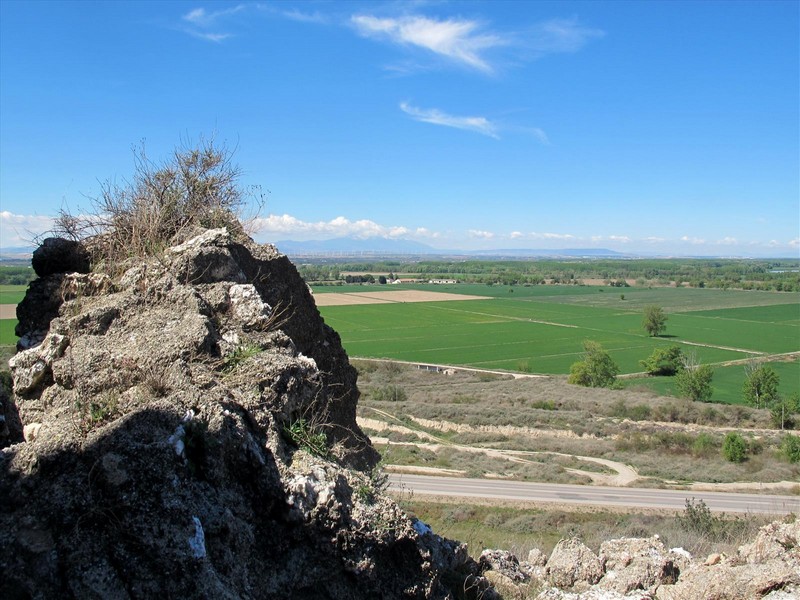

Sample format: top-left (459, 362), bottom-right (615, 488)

top-left (180, 4), bottom-right (246, 42)
top-left (0, 211), bottom-right (55, 248)
top-left (250, 214), bottom-right (441, 241)
top-left (182, 5), bottom-right (246, 27)
top-left (281, 9), bottom-right (328, 24)
top-left (469, 229), bottom-right (495, 239)
top-left (400, 102), bottom-right (500, 138)
top-left (789, 238), bottom-right (799, 248)
top-left (351, 14), bottom-right (505, 73)
top-left (529, 18), bottom-right (605, 55)
top-left (351, 13), bottom-right (604, 73)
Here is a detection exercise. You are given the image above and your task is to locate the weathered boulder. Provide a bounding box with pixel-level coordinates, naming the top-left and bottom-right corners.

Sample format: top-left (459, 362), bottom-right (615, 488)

top-left (547, 538), bottom-right (604, 591)
top-left (655, 560), bottom-right (800, 600)
top-left (597, 536), bottom-right (686, 594)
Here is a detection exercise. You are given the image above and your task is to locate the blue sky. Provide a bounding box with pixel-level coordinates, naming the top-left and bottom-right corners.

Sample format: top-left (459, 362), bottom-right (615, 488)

top-left (1, 1), bottom-right (798, 257)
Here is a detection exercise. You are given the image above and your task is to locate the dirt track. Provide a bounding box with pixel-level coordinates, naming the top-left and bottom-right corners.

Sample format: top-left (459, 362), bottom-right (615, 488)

top-left (0, 305), bottom-right (16, 319)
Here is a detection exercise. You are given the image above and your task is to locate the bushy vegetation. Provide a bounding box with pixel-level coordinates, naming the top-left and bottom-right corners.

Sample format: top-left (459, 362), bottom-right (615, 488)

top-left (722, 432), bottom-right (748, 463)
top-left (370, 384), bottom-right (408, 402)
top-left (53, 140), bottom-right (262, 269)
top-left (675, 363), bottom-right (714, 402)
top-left (568, 340), bottom-right (619, 388)
top-left (639, 345), bottom-right (685, 376)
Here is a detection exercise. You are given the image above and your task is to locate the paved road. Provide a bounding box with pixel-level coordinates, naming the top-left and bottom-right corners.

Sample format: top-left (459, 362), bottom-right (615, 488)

top-left (388, 473), bottom-right (800, 515)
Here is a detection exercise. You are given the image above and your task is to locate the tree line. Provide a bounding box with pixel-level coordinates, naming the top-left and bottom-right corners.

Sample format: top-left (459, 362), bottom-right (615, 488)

top-left (297, 258), bottom-right (800, 292)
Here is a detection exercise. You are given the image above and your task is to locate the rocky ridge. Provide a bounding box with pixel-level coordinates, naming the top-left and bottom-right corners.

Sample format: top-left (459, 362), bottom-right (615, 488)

top-left (0, 229), bottom-right (483, 599)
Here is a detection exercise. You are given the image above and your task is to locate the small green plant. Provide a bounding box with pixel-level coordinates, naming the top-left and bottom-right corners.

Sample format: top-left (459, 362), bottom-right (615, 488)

top-left (222, 343), bottom-right (261, 373)
top-left (530, 399), bottom-right (556, 411)
top-left (355, 463), bottom-right (390, 504)
top-left (73, 389), bottom-right (120, 435)
top-left (283, 418), bottom-right (329, 458)
top-left (722, 431), bottom-right (748, 463)
top-left (692, 432), bottom-right (716, 458)
top-left (679, 498), bottom-right (717, 537)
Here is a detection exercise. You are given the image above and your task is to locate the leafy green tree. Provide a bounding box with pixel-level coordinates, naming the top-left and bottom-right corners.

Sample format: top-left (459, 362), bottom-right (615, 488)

top-left (675, 361), bottom-right (714, 402)
top-left (640, 345), bottom-right (685, 375)
top-left (722, 432), bottom-right (747, 463)
top-left (642, 305), bottom-right (668, 337)
top-left (568, 340), bottom-right (620, 388)
top-left (742, 364), bottom-right (780, 409)
top-left (780, 434), bottom-right (800, 463)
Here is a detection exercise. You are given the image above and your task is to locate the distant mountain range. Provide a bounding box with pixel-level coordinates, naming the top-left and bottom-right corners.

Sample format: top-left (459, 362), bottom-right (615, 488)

top-left (274, 238), bottom-right (628, 258)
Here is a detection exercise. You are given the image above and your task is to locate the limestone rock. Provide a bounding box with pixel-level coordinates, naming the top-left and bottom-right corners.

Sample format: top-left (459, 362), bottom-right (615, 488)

top-left (547, 538), bottom-right (604, 590)
top-left (598, 536), bottom-right (685, 594)
top-left (480, 549), bottom-right (530, 583)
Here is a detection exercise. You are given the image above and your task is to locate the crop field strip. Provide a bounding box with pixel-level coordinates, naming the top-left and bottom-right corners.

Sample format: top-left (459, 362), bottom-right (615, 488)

top-left (318, 285), bottom-right (799, 393)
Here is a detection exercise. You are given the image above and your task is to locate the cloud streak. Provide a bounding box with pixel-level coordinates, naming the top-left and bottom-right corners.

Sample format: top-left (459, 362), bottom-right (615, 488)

top-left (351, 14), bottom-right (504, 73)
top-left (400, 102), bottom-right (500, 138)
top-left (529, 18), bottom-right (605, 55)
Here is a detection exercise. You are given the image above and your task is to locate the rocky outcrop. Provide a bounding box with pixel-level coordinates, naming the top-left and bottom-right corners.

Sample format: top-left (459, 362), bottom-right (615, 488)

top-left (1, 229), bottom-right (481, 599)
top-left (478, 519), bottom-right (800, 600)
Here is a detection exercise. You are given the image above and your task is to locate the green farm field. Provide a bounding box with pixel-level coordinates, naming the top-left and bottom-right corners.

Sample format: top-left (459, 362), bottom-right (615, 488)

top-left (317, 284), bottom-right (800, 404)
top-left (0, 284), bottom-right (27, 306)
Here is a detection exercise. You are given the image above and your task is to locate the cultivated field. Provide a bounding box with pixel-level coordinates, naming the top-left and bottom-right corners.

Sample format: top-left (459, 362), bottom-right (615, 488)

top-left (317, 283), bottom-right (800, 404)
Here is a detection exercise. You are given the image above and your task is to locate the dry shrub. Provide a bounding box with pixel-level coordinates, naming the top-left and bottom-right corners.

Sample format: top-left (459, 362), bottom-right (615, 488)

top-left (52, 139), bottom-right (264, 270)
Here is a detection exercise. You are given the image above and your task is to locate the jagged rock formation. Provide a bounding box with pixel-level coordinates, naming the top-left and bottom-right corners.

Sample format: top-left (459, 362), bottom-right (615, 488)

top-left (1, 229), bottom-right (482, 599)
top-left (478, 520), bottom-right (800, 600)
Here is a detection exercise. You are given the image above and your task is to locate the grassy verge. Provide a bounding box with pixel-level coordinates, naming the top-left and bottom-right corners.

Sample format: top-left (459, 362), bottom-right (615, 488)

top-left (398, 498), bottom-right (780, 560)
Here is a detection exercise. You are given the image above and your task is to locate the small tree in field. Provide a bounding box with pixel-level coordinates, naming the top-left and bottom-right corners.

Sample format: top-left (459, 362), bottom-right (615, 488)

top-left (640, 345), bottom-right (685, 375)
top-left (675, 353), bottom-right (714, 402)
top-left (568, 340), bottom-right (620, 388)
top-left (642, 305), bottom-right (667, 337)
top-left (742, 363), bottom-right (780, 409)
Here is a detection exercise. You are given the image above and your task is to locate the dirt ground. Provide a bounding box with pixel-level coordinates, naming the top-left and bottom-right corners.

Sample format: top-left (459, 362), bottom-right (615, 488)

top-left (0, 305), bottom-right (16, 319)
top-left (312, 290), bottom-right (487, 306)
